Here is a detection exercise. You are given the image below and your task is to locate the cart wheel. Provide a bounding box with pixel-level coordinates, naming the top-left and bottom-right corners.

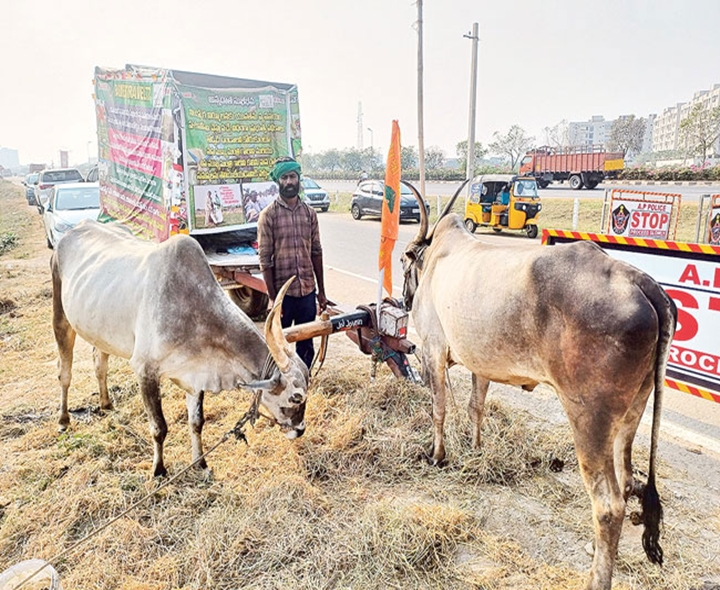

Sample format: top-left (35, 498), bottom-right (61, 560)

top-left (464, 218), bottom-right (476, 233)
top-left (526, 225), bottom-right (539, 239)
top-left (492, 227), bottom-right (502, 233)
top-left (227, 286), bottom-right (269, 319)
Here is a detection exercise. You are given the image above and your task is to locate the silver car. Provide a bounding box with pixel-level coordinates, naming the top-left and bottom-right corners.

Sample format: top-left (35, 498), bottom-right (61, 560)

top-left (43, 182), bottom-right (100, 249)
top-left (301, 177), bottom-right (330, 212)
top-left (35, 168), bottom-right (85, 213)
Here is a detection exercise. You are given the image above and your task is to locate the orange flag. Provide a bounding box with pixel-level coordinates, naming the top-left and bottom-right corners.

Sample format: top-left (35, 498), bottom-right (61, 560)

top-left (379, 120), bottom-right (401, 297)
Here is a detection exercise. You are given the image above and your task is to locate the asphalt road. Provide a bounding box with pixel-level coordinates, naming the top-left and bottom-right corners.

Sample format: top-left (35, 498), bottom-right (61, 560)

top-left (316, 209), bottom-right (720, 459)
top-left (318, 178), bottom-right (720, 201)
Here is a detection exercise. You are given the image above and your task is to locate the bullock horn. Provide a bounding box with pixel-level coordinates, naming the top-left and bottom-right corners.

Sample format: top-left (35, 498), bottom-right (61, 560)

top-left (427, 179), bottom-right (469, 241)
top-left (265, 276), bottom-right (296, 373)
top-left (401, 180), bottom-right (428, 245)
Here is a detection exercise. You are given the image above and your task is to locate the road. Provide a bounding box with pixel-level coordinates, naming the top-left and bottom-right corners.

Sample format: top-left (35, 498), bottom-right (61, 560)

top-left (316, 210), bottom-right (720, 459)
top-left (318, 178), bottom-right (720, 201)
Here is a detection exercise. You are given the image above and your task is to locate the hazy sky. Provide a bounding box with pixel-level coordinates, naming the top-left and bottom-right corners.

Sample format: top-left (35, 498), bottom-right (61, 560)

top-left (2, 0), bottom-right (720, 166)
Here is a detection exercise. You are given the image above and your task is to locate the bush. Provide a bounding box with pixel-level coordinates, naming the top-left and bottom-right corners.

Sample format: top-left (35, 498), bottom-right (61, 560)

top-left (619, 164), bottom-right (720, 182)
top-left (0, 232), bottom-right (18, 255)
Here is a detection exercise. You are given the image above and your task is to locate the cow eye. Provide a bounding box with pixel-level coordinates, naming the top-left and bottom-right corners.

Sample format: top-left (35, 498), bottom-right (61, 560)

top-left (289, 392), bottom-right (304, 405)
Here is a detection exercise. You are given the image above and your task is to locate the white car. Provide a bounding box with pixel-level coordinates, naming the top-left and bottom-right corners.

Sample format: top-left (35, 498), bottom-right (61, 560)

top-left (43, 182), bottom-right (100, 249)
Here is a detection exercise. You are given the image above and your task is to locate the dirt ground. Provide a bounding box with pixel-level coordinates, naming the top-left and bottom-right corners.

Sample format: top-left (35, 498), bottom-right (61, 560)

top-left (1, 180), bottom-right (720, 589)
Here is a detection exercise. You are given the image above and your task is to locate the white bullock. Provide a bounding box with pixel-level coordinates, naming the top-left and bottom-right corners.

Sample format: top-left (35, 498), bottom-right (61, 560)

top-left (51, 220), bottom-right (308, 477)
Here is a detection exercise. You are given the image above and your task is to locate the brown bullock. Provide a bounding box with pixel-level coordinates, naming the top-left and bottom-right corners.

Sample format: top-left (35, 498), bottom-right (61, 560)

top-left (401, 183), bottom-right (677, 590)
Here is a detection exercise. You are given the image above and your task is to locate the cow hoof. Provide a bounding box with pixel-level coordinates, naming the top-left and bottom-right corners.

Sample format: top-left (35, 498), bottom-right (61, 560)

top-left (584, 541), bottom-right (594, 556)
top-left (629, 511), bottom-right (643, 526)
top-left (424, 445), bottom-right (446, 467)
top-left (153, 465), bottom-right (168, 478)
top-left (58, 423), bottom-right (69, 433)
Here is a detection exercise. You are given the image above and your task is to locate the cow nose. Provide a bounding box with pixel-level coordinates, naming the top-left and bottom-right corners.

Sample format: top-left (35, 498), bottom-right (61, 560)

top-left (284, 423), bottom-right (305, 440)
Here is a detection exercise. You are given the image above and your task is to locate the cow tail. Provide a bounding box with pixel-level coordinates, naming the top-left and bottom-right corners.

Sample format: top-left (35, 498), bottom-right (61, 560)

top-left (50, 252), bottom-right (69, 342)
top-left (641, 277), bottom-right (677, 566)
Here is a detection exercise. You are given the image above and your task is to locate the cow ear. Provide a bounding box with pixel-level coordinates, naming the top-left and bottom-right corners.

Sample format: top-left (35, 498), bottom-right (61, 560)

top-left (238, 374), bottom-right (280, 392)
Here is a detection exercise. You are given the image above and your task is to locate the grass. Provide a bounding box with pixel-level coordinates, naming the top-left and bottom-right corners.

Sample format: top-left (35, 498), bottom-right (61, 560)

top-left (328, 189), bottom-right (703, 242)
top-left (1, 178), bottom-right (719, 589)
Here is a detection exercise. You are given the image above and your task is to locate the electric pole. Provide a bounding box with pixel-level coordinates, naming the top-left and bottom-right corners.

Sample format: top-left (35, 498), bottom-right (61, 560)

top-left (464, 23), bottom-right (479, 190)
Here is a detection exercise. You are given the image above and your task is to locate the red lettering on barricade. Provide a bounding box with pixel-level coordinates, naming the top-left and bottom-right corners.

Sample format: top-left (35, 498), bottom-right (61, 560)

top-left (679, 264), bottom-right (701, 285)
top-left (665, 288), bottom-right (699, 341)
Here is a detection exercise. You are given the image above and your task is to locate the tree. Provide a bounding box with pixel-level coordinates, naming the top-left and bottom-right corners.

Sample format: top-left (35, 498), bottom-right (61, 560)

top-left (319, 149), bottom-right (341, 172)
top-left (679, 103), bottom-right (720, 163)
top-left (542, 120), bottom-right (569, 148)
top-left (341, 148), bottom-right (364, 173)
top-left (424, 145), bottom-right (446, 170)
top-left (401, 146), bottom-right (418, 171)
top-left (488, 125), bottom-right (536, 171)
top-left (607, 115), bottom-right (646, 157)
top-left (455, 140), bottom-right (487, 175)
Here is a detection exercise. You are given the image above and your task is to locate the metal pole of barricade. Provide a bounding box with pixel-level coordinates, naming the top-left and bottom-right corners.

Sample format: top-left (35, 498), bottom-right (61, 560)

top-left (572, 197), bottom-right (579, 230)
top-left (695, 194), bottom-right (711, 243)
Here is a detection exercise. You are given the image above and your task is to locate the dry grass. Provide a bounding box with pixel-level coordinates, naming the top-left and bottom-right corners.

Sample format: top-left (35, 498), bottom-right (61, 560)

top-left (1, 179), bottom-right (719, 589)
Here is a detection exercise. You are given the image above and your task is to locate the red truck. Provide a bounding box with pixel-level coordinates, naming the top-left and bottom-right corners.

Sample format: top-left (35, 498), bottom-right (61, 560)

top-left (519, 146), bottom-right (624, 190)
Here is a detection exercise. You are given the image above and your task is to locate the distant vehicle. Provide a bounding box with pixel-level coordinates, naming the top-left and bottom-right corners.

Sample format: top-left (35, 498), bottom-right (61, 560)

top-left (23, 173), bottom-right (39, 205)
top-left (351, 180), bottom-right (430, 223)
top-left (85, 165), bottom-right (98, 182)
top-left (301, 177), bottom-right (330, 212)
top-left (42, 182), bottom-right (100, 249)
top-left (519, 145), bottom-right (624, 190)
top-left (463, 174), bottom-right (541, 239)
top-left (35, 168), bottom-right (85, 213)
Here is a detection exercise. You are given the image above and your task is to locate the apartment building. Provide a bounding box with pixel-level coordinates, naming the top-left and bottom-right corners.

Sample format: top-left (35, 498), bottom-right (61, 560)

top-left (568, 115), bottom-right (611, 147)
top-left (652, 84), bottom-right (720, 157)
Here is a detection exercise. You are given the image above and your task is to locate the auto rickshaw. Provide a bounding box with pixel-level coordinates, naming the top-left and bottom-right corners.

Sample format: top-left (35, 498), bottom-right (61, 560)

top-left (463, 174), bottom-right (542, 238)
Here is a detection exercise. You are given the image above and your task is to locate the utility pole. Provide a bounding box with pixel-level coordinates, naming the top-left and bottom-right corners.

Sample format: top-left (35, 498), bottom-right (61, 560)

top-left (416, 0), bottom-right (426, 201)
top-left (357, 102), bottom-right (364, 149)
top-left (464, 22), bottom-right (479, 191)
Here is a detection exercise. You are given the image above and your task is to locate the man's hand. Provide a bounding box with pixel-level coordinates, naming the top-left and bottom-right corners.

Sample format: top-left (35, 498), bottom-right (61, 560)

top-left (316, 292), bottom-right (335, 313)
top-left (267, 298), bottom-right (276, 313)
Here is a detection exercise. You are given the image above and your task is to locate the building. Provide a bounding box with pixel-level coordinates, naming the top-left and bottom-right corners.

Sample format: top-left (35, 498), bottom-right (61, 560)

top-left (0, 147), bottom-right (20, 171)
top-left (568, 115), bottom-right (611, 147)
top-left (652, 83), bottom-right (720, 158)
top-left (640, 114), bottom-right (656, 154)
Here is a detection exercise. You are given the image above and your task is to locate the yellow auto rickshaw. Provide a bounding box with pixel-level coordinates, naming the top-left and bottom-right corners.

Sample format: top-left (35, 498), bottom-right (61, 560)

top-left (464, 174), bottom-right (542, 238)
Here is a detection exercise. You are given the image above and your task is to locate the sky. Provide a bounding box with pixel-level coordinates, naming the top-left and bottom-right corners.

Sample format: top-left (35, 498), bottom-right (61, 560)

top-left (2, 0), bottom-right (720, 167)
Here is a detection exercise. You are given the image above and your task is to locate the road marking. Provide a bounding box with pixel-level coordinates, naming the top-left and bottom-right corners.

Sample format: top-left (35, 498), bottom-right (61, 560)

top-left (326, 265), bottom-right (403, 294)
top-left (641, 413), bottom-right (720, 457)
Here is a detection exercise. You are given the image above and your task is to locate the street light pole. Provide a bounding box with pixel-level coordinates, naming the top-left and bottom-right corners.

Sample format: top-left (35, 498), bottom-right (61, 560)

top-left (367, 127), bottom-right (374, 150)
top-left (464, 22), bottom-right (479, 191)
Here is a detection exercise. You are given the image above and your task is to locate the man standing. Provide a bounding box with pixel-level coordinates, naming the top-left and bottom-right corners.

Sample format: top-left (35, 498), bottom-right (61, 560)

top-left (258, 157), bottom-right (333, 369)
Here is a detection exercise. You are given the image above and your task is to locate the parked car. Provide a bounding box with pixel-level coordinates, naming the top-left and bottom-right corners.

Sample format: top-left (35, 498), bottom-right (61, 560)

top-left (23, 173), bottom-right (39, 205)
top-left (350, 180), bottom-right (430, 223)
top-left (42, 182), bottom-right (100, 249)
top-left (85, 165), bottom-right (98, 182)
top-left (34, 168), bottom-right (85, 213)
top-left (301, 177), bottom-right (330, 212)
